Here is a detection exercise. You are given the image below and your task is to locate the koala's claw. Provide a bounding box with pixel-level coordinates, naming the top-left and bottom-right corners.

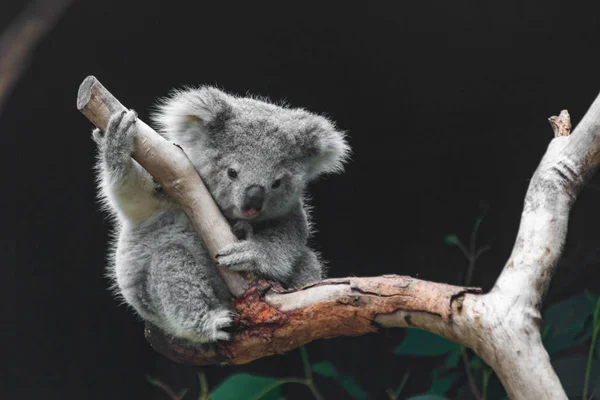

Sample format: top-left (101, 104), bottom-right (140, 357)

top-left (91, 128), bottom-right (104, 145)
top-left (110, 110), bottom-right (137, 133)
top-left (104, 109), bottom-right (138, 154)
top-left (205, 309), bottom-right (233, 341)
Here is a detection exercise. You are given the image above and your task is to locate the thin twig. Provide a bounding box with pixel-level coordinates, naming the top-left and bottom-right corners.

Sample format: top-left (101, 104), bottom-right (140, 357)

top-left (146, 375), bottom-right (183, 400)
top-left (300, 347), bottom-right (313, 382)
top-left (300, 347), bottom-right (324, 400)
top-left (481, 368), bottom-right (493, 400)
top-left (466, 206), bottom-right (488, 287)
top-left (307, 384), bottom-right (325, 400)
top-left (198, 370), bottom-right (209, 400)
top-left (583, 297), bottom-right (600, 399)
top-left (461, 346), bottom-right (482, 400)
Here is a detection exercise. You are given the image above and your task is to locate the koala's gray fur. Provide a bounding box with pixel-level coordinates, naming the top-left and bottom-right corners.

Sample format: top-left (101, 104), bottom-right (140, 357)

top-left (92, 86), bottom-right (350, 343)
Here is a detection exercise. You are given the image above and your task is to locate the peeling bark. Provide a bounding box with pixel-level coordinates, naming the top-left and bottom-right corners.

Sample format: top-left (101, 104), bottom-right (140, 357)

top-left (77, 77), bottom-right (600, 399)
top-left (144, 277), bottom-right (481, 366)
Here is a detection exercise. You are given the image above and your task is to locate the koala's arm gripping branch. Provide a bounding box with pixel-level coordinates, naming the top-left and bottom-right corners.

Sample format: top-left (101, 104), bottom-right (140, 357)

top-left (77, 76), bottom-right (249, 297)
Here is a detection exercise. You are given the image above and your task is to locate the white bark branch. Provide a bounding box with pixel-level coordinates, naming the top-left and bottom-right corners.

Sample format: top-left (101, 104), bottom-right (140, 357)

top-left (77, 76), bottom-right (600, 399)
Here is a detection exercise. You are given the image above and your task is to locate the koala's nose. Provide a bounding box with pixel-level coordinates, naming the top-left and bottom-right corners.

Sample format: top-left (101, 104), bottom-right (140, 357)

top-left (242, 185), bottom-right (265, 213)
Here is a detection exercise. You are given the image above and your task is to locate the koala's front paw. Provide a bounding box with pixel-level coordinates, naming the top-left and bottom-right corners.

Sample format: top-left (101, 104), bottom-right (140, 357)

top-left (216, 241), bottom-right (261, 273)
top-left (105, 109), bottom-right (138, 156)
top-left (98, 110), bottom-right (138, 181)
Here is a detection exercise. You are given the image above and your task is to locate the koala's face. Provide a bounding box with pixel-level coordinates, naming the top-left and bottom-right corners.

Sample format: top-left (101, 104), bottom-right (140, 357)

top-left (208, 148), bottom-right (306, 221)
top-left (152, 86), bottom-right (351, 221)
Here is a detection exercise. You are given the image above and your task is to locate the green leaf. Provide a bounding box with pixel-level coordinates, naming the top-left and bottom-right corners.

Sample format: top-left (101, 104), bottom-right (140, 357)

top-left (481, 372), bottom-right (508, 400)
top-left (313, 361), bottom-right (368, 399)
top-left (543, 294), bottom-right (595, 354)
top-left (552, 356), bottom-right (600, 397)
top-left (338, 376), bottom-right (369, 400)
top-left (544, 331), bottom-right (591, 354)
top-left (444, 349), bottom-right (461, 369)
top-left (469, 357), bottom-right (483, 370)
top-left (407, 395), bottom-right (449, 400)
top-left (395, 329), bottom-right (461, 357)
top-left (145, 375), bottom-right (164, 387)
top-left (443, 235), bottom-right (461, 246)
top-left (544, 294), bottom-right (594, 334)
top-left (312, 361), bottom-right (339, 378)
top-left (428, 373), bottom-right (460, 395)
top-left (210, 374), bottom-right (282, 400)
top-left (584, 290), bottom-right (599, 305)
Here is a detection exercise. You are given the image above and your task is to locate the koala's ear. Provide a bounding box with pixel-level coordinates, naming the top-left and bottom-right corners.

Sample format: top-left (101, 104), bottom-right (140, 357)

top-left (150, 86), bottom-right (234, 143)
top-left (305, 116), bottom-right (351, 180)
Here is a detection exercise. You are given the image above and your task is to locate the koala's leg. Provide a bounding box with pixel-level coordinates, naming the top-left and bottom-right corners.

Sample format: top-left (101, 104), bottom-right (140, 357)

top-left (94, 110), bottom-right (164, 223)
top-left (148, 244), bottom-right (234, 343)
top-left (287, 249), bottom-right (324, 289)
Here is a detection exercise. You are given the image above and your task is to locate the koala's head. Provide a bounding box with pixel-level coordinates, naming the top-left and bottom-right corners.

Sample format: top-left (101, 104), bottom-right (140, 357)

top-left (151, 86), bottom-right (350, 221)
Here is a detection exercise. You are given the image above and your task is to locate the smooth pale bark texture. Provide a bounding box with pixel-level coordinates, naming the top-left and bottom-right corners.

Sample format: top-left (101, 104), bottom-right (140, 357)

top-left (77, 77), bottom-right (600, 399)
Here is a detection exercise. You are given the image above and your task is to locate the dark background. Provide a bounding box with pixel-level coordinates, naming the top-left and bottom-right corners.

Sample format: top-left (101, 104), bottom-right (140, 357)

top-left (5, 0), bottom-right (600, 398)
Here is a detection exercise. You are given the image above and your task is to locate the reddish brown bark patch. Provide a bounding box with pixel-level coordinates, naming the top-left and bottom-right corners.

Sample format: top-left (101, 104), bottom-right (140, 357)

top-left (232, 280), bottom-right (288, 328)
top-left (145, 276), bottom-right (482, 366)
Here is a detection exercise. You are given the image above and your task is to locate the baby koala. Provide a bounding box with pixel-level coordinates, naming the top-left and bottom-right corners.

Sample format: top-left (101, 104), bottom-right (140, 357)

top-left (92, 86), bottom-right (350, 343)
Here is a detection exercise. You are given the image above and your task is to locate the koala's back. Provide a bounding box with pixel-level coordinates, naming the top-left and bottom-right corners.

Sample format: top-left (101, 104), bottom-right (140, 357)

top-left (110, 209), bottom-right (230, 326)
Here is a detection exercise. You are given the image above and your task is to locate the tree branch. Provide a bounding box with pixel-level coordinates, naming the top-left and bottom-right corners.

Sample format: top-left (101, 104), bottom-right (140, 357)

top-left (0, 0), bottom-right (76, 116)
top-left (145, 277), bottom-right (482, 366)
top-left (77, 77), bottom-right (600, 399)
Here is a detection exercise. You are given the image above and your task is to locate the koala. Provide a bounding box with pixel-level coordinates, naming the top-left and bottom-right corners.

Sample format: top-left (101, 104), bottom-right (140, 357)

top-left (92, 86), bottom-right (350, 343)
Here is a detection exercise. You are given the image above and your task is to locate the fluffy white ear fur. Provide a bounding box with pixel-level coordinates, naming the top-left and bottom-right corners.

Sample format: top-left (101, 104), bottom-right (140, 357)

top-left (150, 86), bottom-right (231, 145)
top-left (151, 86), bottom-right (350, 178)
top-left (306, 118), bottom-right (351, 180)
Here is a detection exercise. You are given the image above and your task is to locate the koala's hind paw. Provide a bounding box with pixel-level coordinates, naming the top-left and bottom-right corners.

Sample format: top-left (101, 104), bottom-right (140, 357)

top-left (203, 309), bottom-right (233, 342)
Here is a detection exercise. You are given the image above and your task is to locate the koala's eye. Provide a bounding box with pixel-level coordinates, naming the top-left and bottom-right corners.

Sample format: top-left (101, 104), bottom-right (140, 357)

top-left (271, 179), bottom-right (282, 189)
top-left (227, 168), bottom-right (238, 179)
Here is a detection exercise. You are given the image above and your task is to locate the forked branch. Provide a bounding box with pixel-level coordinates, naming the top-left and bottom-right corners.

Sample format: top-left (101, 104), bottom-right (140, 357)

top-left (77, 76), bottom-right (600, 399)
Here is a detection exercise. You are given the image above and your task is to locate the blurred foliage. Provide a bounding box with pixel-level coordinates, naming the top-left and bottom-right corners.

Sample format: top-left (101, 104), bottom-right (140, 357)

top-left (311, 361), bottom-right (368, 399)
